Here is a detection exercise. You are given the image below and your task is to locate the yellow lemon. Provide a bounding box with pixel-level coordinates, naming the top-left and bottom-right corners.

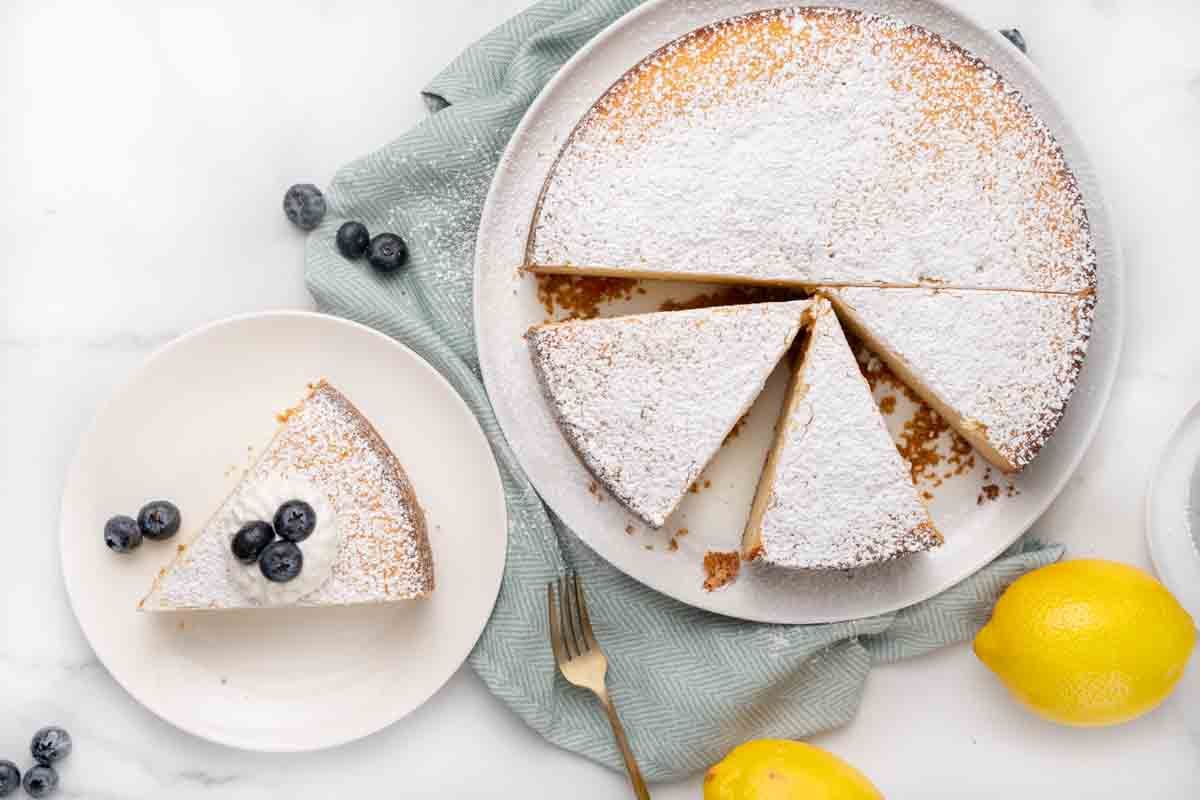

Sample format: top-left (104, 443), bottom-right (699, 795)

top-left (703, 739), bottom-right (882, 800)
top-left (974, 558), bottom-right (1196, 727)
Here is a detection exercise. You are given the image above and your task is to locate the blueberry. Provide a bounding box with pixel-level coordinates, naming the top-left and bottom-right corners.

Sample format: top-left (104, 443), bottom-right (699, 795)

top-left (336, 221), bottom-right (371, 260)
top-left (273, 500), bottom-right (316, 543)
top-left (283, 183), bottom-right (327, 231)
top-left (1000, 28), bottom-right (1027, 54)
top-left (231, 521), bottom-right (275, 564)
top-left (137, 500), bottom-right (181, 541)
top-left (259, 541), bottom-right (303, 582)
top-left (0, 761), bottom-right (19, 797)
top-left (366, 233), bottom-right (409, 273)
top-left (21, 765), bottom-right (56, 799)
top-left (104, 515), bottom-right (142, 553)
top-left (30, 728), bottom-right (71, 766)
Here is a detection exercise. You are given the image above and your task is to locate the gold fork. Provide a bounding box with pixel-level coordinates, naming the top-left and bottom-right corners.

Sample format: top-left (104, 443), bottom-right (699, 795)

top-left (548, 573), bottom-right (651, 799)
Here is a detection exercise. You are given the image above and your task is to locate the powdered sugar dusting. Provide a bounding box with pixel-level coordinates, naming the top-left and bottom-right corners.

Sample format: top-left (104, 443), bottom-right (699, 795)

top-left (529, 7), bottom-right (1094, 293)
top-left (526, 300), bottom-right (809, 527)
top-left (142, 381), bottom-right (434, 610)
top-left (828, 286), bottom-right (1094, 470)
top-left (749, 299), bottom-right (940, 570)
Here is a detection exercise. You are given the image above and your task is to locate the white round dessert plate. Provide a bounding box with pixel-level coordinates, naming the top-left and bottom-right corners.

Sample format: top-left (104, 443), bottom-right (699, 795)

top-left (1146, 399), bottom-right (1200, 623)
top-left (61, 311), bottom-right (507, 751)
top-left (474, 0), bottom-right (1123, 623)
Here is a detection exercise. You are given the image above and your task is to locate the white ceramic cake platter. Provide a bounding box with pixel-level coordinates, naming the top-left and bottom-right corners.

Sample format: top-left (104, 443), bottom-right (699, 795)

top-left (474, 0), bottom-right (1123, 623)
top-left (61, 312), bottom-right (507, 751)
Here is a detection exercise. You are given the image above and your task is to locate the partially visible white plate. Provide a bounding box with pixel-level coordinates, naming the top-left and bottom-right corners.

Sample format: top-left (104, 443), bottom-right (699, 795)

top-left (61, 311), bottom-right (506, 751)
top-left (474, 0), bottom-right (1123, 623)
top-left (1146, 399), bottom-right (1200, 623)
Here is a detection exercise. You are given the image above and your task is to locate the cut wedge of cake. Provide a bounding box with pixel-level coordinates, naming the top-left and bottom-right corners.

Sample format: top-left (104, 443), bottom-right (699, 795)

top-left (743, 298), bottom-right (941, 570)
top-left (140, 380), bottom-right (434, 611)
top-left (826, 287), bottom-right (1094, 472)
top-left (527, 8), bottom-right (1094, 294)
top-left (526, 300), bottom-right (811, 528)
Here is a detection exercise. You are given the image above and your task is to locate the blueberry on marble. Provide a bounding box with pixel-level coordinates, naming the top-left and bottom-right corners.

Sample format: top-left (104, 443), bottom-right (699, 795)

top-left (0, 761), bottom-right (19, 797)
top-left (104, 515), bottom-right (143, 554)
top-left (137, 500), bottom-right (181, 541)
top-left (231, 521), bottom-right (275, 564)
top-left (366, 232), bottom-right (409, 273)
top-left (336, 221), bottom-right (371, 259)
top-left (273, 499), bottom-right (316, 542)
top-left (999, 28), bottom-right (1027, 54)
top-left (259, 540), bottom-right (303, 582)
top-left (283, 183), bottom-right (327, 231)
top-left (30, 728), bottom-right (71, 766)
top-left (20, 765), bottom-right (56, 799)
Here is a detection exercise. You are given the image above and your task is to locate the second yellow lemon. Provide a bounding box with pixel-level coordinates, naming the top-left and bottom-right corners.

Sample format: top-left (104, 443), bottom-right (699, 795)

top-left (704, 739), bottom-right (881, 800)
top-left (974, 558), bottom-right (1196, 727)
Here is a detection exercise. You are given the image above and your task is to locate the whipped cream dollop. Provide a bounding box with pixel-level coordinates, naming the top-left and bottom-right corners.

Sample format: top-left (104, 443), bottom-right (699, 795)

top-left (226, 474), bottom-right (341, 605)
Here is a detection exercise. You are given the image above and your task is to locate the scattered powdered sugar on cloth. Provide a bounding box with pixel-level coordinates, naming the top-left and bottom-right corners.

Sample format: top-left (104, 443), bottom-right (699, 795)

top-left (530, 7), bottom-right (1095, 292)
top-left (525, 300), bottom-right (809, 527)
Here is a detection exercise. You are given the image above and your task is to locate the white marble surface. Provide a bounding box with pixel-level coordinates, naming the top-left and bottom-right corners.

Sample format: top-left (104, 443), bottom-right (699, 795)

top-left (3, 0), bottom-right (1199, 796)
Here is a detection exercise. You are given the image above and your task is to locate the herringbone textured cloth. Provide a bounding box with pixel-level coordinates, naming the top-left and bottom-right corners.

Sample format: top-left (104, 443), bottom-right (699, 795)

top-left (303, 0), bottom-right (1058, 782)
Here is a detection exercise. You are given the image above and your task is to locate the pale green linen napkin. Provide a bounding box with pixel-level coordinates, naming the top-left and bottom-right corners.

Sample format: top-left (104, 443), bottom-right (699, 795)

top-left (303, 0), bottom-right (1057, 782)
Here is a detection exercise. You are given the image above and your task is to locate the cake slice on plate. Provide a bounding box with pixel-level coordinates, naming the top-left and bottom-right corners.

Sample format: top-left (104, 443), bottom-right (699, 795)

top-left (140, 380), bottom-right (434, 611)
top-left (526, 300), bottom-right (811, 528)
top-left (743, 298), bottom-right (941, 570)
top-left (825, 287), bottom-right (1094, 472)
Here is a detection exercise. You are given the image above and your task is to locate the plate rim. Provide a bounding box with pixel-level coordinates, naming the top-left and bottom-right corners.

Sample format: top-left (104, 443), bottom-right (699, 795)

top-left (1145, 398), bottom-right (1200, 622)
top-left (60, 308), bottom-right (507, 752)
top-left (474, 0), bottom-right (1124, 622)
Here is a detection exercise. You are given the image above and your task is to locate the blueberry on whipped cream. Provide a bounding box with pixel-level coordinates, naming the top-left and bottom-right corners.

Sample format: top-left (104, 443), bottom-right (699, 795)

top-left (273, 499), bottom-right (316, 542)
top-left (259, 540), bottom-right (304, 583)
top-left (231, 521), bottom-right (275, 564)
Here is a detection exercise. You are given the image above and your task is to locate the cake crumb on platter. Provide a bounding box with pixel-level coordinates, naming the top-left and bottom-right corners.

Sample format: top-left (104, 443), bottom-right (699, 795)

top-left (536, 274), bottom-right (638, 320)
top-left (702, 550), bottom-right (740, 592)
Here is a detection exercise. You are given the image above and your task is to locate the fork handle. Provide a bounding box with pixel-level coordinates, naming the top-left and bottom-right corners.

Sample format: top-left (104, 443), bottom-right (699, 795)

top-left (597, 691), bottom-right (651, 799)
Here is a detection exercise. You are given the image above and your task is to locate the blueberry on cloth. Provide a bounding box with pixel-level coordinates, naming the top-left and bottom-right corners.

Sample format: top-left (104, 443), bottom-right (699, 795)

top-left (259, 540), bottom-right (303, 582)
top-left (137, 500), bottom-right (181, 541)
top-left (273, 499), bottom-right (316, 542)
top-left (21, 765), bottom-right (56, 798)
top-left (104, 515), bottom-right (142, 553)
top-left (0, 761), bottom-right (19, 797)
top-left (231, 521), bottom-right (275, 563)
top-left (283, 183), bottom-right (327, 231)
top-left (366, 232), bottom-right (409, 273)
top-left (336, 221), bottom-right (371, 259)
top-left (1000, 28), bottom-right (1027, 54)
top-left (30, 728), bottom-right (71, 766)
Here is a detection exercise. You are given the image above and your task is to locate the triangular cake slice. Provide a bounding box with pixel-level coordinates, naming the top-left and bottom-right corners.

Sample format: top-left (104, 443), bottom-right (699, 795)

top-left (826, 287), bottom-right (1094, 472)
top-left (526, 300), bottom-right (811, 528)
top-left (140, 380), bottom-right (434, 610)
top-left (527, 8), bottom-right (1094, 293)
top-left (743, 298), bottom-right (941, 570)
